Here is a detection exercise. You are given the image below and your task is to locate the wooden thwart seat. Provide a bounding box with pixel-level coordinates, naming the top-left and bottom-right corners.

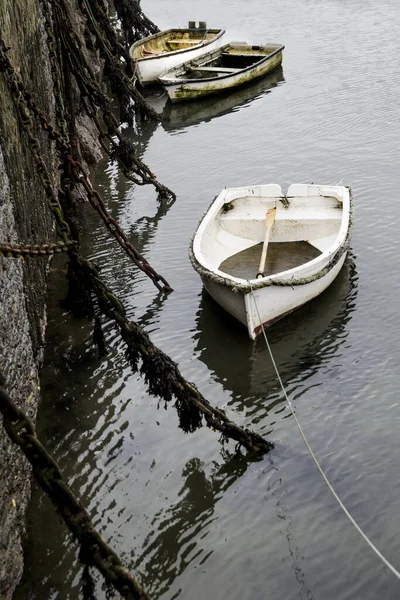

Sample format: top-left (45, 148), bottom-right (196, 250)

top-left (167, 39), bottom-right (202, 45)
top-left (191, 66), bottom-right (239, 73)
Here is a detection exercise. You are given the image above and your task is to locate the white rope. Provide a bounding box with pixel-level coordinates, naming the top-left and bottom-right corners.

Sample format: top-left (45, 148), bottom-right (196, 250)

top-left (249, 286), bottom-right (400, 582)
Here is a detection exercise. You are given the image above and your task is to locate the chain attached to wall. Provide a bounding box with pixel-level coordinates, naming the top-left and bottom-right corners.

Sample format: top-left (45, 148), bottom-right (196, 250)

top-left (0, 39), bottom-right (172, 292)
top-left (0, 1), bottom-right (274, 449)
top-left (0, 241), bottom-right (74, 257)
top-left (71, 253), bottom-right (273, 454)
top-left (75, 0), bottom-right (156, 124)
top-left (0, 372), bottom-right (152, 600)
top-left (0, 20), bottom-right (273, 451)
top-left (49, 0), bottom-right (176, 201)
top-left (65, 154), bottom-right (173, 292)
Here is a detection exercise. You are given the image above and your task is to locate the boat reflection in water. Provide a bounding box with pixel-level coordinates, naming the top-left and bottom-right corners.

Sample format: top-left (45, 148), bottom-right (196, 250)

top-left (142, 66), bottom-right (285, 131)
top-left (194, 257), bottom-right (358, 420)
top-left (162, 66), bottom-right (284, 131)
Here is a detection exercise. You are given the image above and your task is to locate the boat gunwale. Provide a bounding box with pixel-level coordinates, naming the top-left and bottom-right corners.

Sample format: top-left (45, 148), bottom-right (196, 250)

top-left (130, 28), bottom-right (226, 63)
top-left (189, 185), bottom-right (354, 293)
top-left (159, 43), bottom-right (285, 85)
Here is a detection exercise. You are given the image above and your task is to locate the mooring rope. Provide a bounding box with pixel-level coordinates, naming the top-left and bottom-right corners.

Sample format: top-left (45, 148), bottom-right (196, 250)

top-left (249, 285), bottom-right (400, 582)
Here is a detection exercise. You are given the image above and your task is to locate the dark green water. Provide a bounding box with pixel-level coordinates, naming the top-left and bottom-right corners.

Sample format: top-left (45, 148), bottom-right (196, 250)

top-left (16, 1), bottom-right (400, 599)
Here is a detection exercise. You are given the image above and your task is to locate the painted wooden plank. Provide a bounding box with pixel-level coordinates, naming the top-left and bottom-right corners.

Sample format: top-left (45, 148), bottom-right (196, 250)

top-left (167, 39), bottom-right (203, 44)
top-left (191, 66), bottom-right (239, 73)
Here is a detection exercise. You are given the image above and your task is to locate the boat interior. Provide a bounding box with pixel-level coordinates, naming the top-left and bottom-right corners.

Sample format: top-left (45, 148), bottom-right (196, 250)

top-left (177, 43), bottom-right (282, 79)
top-left (219, 241), bottom-right (321, 279)
top-left (199, 185), bottom-right (344, 279)
top-left (131, 29), bottom-right (223, 58)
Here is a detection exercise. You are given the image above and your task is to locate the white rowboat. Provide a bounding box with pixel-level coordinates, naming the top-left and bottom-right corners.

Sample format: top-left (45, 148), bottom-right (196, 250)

top-left (189, 184), bottom-right (353, 340)
top-left (130, 24), bottom-right (225, 86)
top-left (158, 41), bottom-right (284, 103)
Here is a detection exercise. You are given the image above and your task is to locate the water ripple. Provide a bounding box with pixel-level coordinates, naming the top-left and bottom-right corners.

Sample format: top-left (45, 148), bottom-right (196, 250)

top-left (17, 1), bottom-right (400, 599)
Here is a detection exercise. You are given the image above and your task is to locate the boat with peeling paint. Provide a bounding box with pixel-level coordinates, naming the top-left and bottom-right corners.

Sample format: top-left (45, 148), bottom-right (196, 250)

top-left (130, 23), bottom-right (225, 86)
top-left (158, 41), bottom-right (284, 103)
top-left (161, 67), bottom-right (285, 130)
top-left (189, 184), bottom-right (353, 340)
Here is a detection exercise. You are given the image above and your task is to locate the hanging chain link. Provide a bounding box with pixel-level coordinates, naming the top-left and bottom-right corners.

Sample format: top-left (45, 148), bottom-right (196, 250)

top-left (52, 0), bottom-right (175, 200)
top-left (0, 40), bottom-right (172, 291)
top-left (73, 253), bottom-right (273, 454)
top-left (0, 373), bottom-right (152, 600)
top-left (77, 0), bottom-right (157, 119)
top-left (67, 155), bottom-right (173, 292)
top-left (0, 39), bottom-right (74, 246)
top-left (0, 240), bottom-right (75, 257)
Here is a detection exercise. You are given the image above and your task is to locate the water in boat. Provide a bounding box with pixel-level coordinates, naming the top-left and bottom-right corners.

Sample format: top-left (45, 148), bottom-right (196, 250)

top-left (219, 241), bottom-right (321, 280)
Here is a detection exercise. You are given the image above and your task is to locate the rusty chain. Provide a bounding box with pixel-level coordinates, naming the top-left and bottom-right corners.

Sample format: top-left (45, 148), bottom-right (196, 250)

top-left (42, 4), bottom-right (172, 291)
top-left (42, 0), bottom-right (70, 145)
top-left (59, 38), bottom-right (173, 196)
top-left (0, 40), bottom-right (173, 291)
top-left (0, 372), bottom-right (151, 600)
top-left (51, 0), bottom-right (175, 200)
top-left (66, 154), bottom-right (173, 292)
top-left (76, 0), bottom-right (156, 120)
top-left (0, 240), bottom-right (74, 258)
top-left (0, 39), bottom-right (74, 248)
top-left (72, 253), bottom-right (273, 455)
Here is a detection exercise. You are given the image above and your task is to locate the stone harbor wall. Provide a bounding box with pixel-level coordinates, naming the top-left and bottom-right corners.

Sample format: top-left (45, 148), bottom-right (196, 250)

top-left (0, 1), bottom-right (99, 597)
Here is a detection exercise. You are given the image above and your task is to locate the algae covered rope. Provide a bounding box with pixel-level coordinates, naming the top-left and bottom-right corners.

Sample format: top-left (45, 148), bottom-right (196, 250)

top-left (40, 13), bottom-right (173, 203)
top-left (46, 7), bottom-right (175, 201)
top-left (73, 254), bottom-right (273, 454)
top-left (74, 0), bottom-right (156, 123)
top-left (0, 373), bottom-right (152, 600)
top-left (48, 1), bottom-right (173, 201)
top-left (54, 21), bottom-right (172, 198)
top-left (113, 0), bottom-right (159, 47)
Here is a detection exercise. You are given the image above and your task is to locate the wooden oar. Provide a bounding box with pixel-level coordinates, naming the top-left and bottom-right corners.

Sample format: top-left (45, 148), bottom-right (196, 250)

top-left (256, 207), bottom-right (276, 279)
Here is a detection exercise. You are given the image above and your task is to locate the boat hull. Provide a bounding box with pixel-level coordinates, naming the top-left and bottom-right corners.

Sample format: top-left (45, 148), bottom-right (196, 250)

top-left (202, 253), bottom-right (347, 339)
top-left (160, 45), bottom-right (284, 103)
top-left (190, 184), bottom-right (353, 340)
top-left (247, 252), bottom-right (347, 339)
top-left (130, 29), bottom-right (225, 86)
